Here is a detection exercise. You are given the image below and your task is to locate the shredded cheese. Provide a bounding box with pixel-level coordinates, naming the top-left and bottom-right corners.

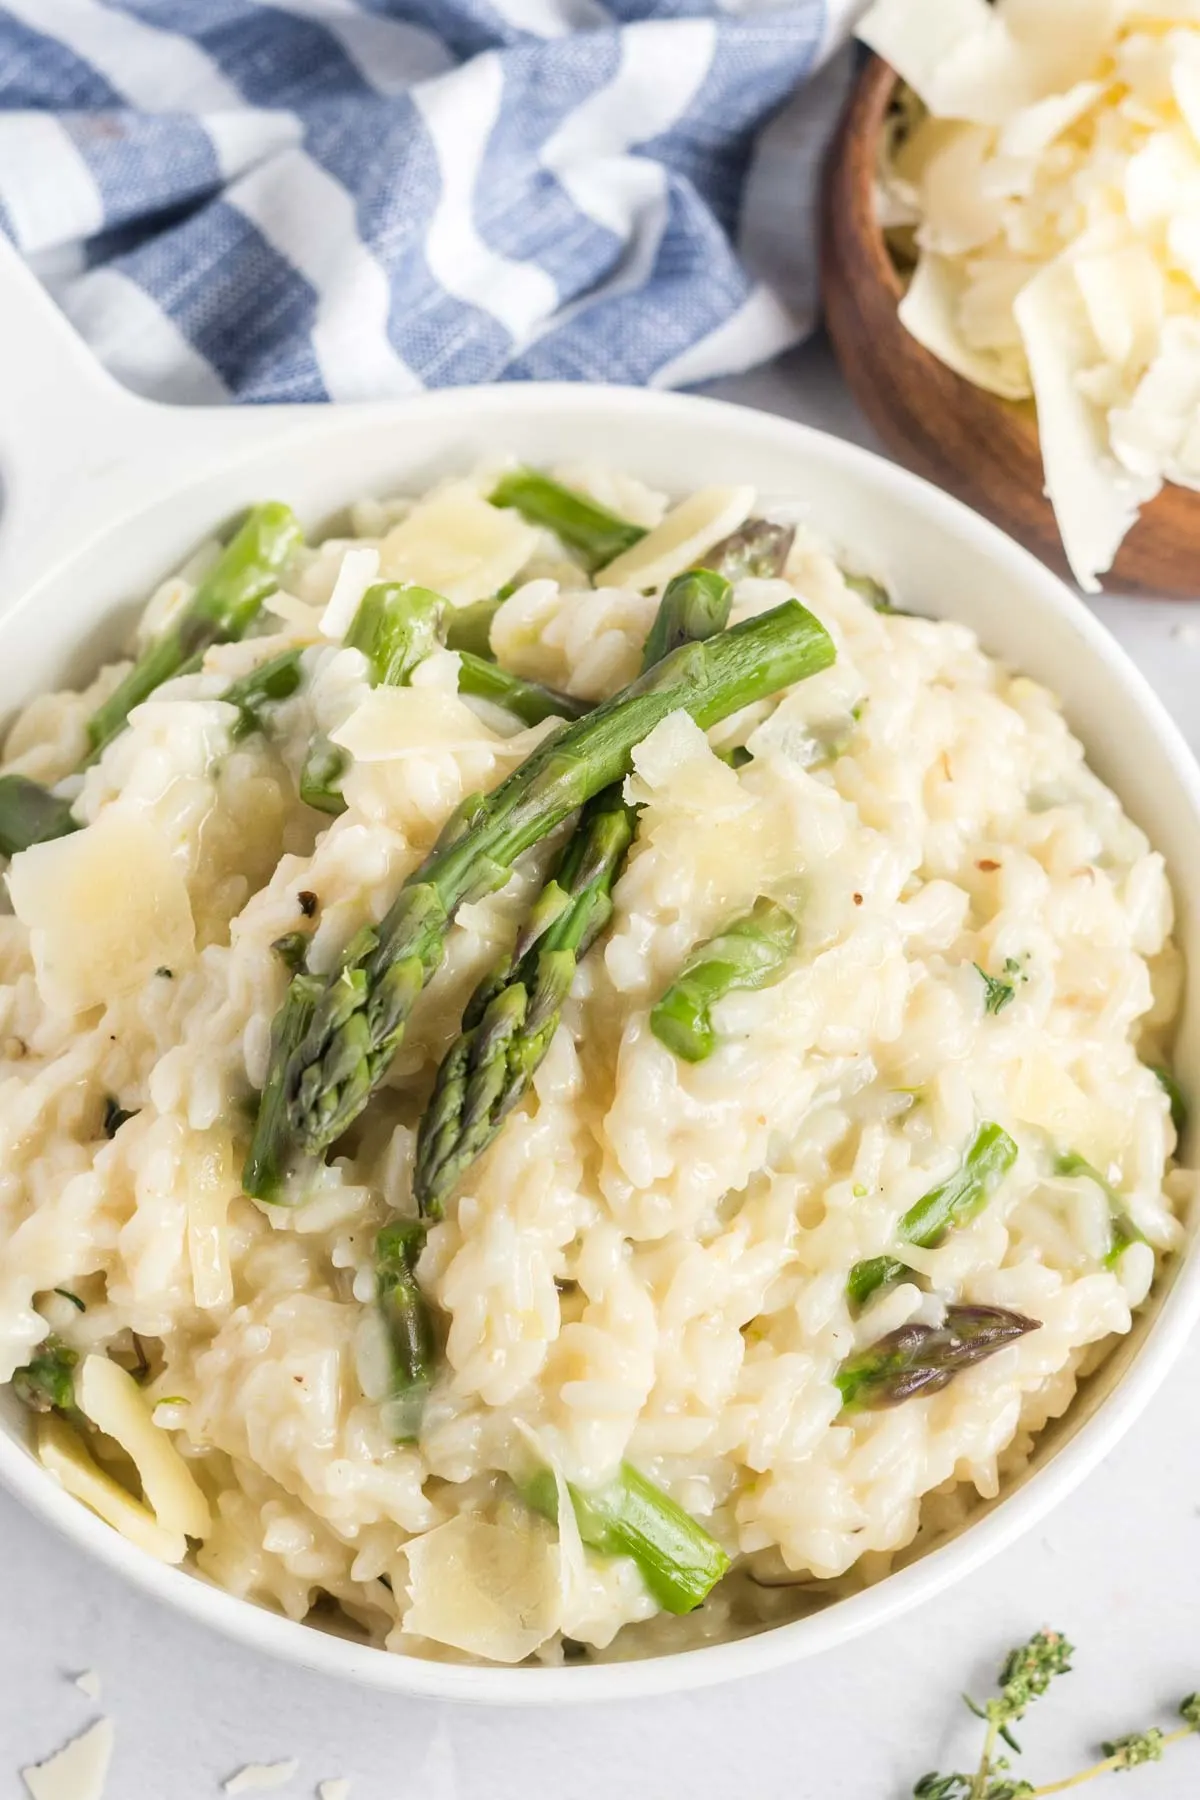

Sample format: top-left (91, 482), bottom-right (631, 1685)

top-left (863, 0), bottom-right (1200, 588)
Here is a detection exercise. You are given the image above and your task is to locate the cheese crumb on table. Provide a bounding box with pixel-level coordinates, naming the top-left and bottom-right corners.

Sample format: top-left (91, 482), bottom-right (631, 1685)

top-left (21, 1719), bottom-right (113, 1800)
top-left (222, 1762), bottom-right (300, 1795)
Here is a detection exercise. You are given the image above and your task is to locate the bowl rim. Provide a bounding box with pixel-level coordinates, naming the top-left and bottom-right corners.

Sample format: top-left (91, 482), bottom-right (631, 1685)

top-left (2, 379), bottom-right (1199, 1705)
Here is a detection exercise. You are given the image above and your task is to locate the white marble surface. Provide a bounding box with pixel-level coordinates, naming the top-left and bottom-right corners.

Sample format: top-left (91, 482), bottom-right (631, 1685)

top-left (4, 340), bottom-right (1200, 1799)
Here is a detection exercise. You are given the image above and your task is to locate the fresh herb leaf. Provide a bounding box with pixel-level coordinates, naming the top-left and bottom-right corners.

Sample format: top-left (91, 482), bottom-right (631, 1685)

top-left (975, 964), bottom-right (1016, 1015)
top-left (53, 1288), bottom-right (86, 1312)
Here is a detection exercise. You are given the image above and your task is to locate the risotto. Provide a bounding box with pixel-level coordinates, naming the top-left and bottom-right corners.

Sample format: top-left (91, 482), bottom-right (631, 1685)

top-left (0, 461), bottom-right (1190, 1667)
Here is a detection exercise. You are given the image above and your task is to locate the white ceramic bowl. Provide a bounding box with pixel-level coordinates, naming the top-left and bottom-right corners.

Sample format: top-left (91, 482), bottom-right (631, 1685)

top-left (1, 246), bottom-right (1198, 1704)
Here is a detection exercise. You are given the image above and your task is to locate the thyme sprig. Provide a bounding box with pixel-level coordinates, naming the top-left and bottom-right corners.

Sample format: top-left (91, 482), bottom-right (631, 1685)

top-left (914, 1633), bottom-right (1199, 1799)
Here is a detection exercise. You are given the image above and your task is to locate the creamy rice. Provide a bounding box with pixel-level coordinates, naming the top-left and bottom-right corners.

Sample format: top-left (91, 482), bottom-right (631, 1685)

top-left (0, 461), bottom-right (1190, 1666)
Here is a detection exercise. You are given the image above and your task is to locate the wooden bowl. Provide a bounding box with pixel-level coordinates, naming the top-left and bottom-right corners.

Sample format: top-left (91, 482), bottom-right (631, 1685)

top-left (821, 55), bottom-right (1200, 597)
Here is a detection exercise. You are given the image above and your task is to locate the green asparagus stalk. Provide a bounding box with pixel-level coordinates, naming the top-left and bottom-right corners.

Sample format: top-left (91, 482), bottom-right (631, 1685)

top-left (456, 652), bottom-right (588, 727)
top-left (0, 775), bottom-right (80, 857)
top-left (522, 1460), bottom-right (730, 1614)
top-left (414, 786), bottom-right (635, 1216)
top-left (241, 972), bottom-right (324, 1199)
top-left (375, 1221), bottom-right (435, 1443)
top-left (223, 647), bottom-right (305, 741)
top-left (411, 565), bottom-right (739, 1216)
top-left (87, 502), bottom-right (303, 759)
top-left (12, 1334), bottom-right (79, 1418)
top-left (836, 1304), bottom-right (1039, 1412)
top-left (244, 600), bottom-right (835, 1201)
top-left (298, 583), bottom-right (447, 818)
top-left (650, 897), bottom-right (798, 1064)
top-left (640, 569), bottom-right (732, 668)
top-left (1054, 1151), bottom-right (1146, 1269)
top-left (702, 519), bottom-right (795, 582)
top-left (345, 583), bottom-right (445, 687)
top-left (444, 596), bottom-right (503, 661)
top-left (490, 469), bottom-right (646, 572)
top-left (847, 1122), bottom-right (1019, 1310)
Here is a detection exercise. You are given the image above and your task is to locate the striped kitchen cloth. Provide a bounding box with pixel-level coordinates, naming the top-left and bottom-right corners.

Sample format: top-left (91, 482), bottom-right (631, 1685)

top-left (0, 0), bottom-right (863, 403)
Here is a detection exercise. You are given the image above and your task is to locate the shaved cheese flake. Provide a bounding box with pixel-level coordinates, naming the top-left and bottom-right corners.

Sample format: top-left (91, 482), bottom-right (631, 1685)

top-left (1124, 129), bottom-right (1200, 231)
top-left (403, 1514), bottom-right (561, 1663)
top-left (330, 686), bottom-right (499, 763)
top-left (380, 483), bottom-right (538, 603)
top-left (320, 546), bottom-right (380, 641)
top-left (1172, 40), bottom-right (1200, 144)
top-left (77, 1354), bottom-right (211, 1541)
top-left (186, 1127), bottom-right (235, 1311)
top-left (74, 1672), bottom-right (101, 1702)
top-left (998, 81), bottom-right (1106, 160)
top-left (1013, 255), bottom-right (1157, 590)
top-left (222, 1762), bottom-right (300, 1794)
top-left (915, 124), bottom-right (1005, 256)
top-left (37, 1416), bottom-right (187, 1564)
top-left (317, 1784), bottom-right (351, 1800)
top-left (1111, 316), bottom-right (1200, 487)
top-left (900, 254), bottom-right (1033, 398)
top-left (7, 809), bottom-right (194, 1016)
top-left (21, 1718), bottom-right (114, 1800)
top-left (595, 486), bottom-right (755, 591)
top-left (261, 589), bottom-right (324, 635)
top-left (1073, 241), bottom-right (1164, 366)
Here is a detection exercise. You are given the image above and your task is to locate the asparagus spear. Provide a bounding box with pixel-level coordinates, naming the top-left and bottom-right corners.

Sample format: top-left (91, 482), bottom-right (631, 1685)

top-left (702, 519), bottom-right (795, 582)
top-left (641, 569), bottom-right (732, 668)
top-left (847, 1122), bottom-right (1019, 1309)
top-left (87, 502), bottom-right (303, 759)
top-left (522, 1460), bottom-right (730, 1614)
top-left (298, 583), bottom-right (446, 817)
top-left (650, 897), bottom-right (798, 1064)
top-left (0, 775), bottom-right (80, 857)
top-left (244, 600), bottom-right (835, 1200)
top-left (836, 1304), bottom-right (1039, 1412)
top-left (415, 786), bottom-right (635, 1216)
top-left (223, 647), bottom-right (305, 741)
top-left (1054, 1151), bottom-right (1146, 1269)
top-left (12, 1334), bottom-right (79, 1418)
top-left (444, 596), bottom-right (503, 661)
top-left (456, 652), bottom-right (588, 727)
top-left (241, 972), bottom-right (324, 1199)
top-left (375, 1221), bottom-right (435, 1443)
top-left (345, 582), bottom-right (445, 687)
top-left (412, 566), bottom-right (737, 1216)
top-left (490, 469), bottom-right (646, 572)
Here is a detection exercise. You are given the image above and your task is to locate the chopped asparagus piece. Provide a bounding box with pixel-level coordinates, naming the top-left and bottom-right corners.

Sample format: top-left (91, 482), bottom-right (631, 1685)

top-left (0, 775), bottom-right (79, 857)
top-left (12, 1334), bottom-right (79, 1417)
top-left (846, 1255), bottom-right (919, 1315)
top-left (223, 647), bottom-right (305, 740)
top-left (847, 1122), bottom-right (1018, 1308)
top-left (701, 518), bottom-right (795, 582)
top-left (456, 652), bottom-right (588, 727)
top-left (444, 596), bottom-right (502, 661)
top-left (87, 502), bottom-right (303, 758)
top-left (299, 737), bottom-right (349, 817)
top-left (1054, 1151), bottom-right (1146, 1269)
top-left (523, 1460), bottom-right (730, 1614)
top-left (414, 786), bottom-right (635, 1217)
top-left (650, 897), bottom-right (798, 1064)
top-left (375, 1221), bottom-right (435, 1442)
top-left (270, 931), bottom-right (310, 973)
top-left (640, 569), bottom-right (732, 669)
top-left (836, 1304), bottom-right (1039, 1412)
top-left (241, 973), bottom-right (323, 1202)
top-left (490, 468), bottom-right (645, 572)
top-left (843, 570), bottom-right (895, 611)
top-left (346, 583), bottom-right (445, 688)
top-left (244, 600), bottom-right (836, 1200)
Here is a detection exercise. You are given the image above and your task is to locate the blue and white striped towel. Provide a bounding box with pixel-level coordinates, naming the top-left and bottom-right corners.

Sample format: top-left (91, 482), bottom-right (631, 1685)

top-left (0, 0), bottom-right (861, 403)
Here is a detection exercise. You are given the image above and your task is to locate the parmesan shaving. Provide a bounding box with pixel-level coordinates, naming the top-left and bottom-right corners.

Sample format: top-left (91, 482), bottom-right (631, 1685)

top-left (21, 1718), bottom-right (113, 1800)
top-left (186, 1127), bottom-right (235, 1311)
top-left (380, 483), bottom-right (538, 603)
top-left (73, 1672), bottom-right (101, 1701)
top-left (222, 1763), bottom-right (300, 1794)
top-left (403, 1514), bottom-right (561, 1663)
top-left (319, 547), bottom-right (380, 641)
top-left (863, 0), bottom-right (1200, 586)
top-left (37, 1416), bottom-right (187, 1564)
top-left (317, 1784), bottom-right (351, 1800)
top-left (595, 486), bottom-right (755, 591)
top-left (77, 1354), bottom-right (211, 1541)
top-left (330, 686), bottom-right (499, 762)
top-left (7, 809), bottom-right (195, 1016)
